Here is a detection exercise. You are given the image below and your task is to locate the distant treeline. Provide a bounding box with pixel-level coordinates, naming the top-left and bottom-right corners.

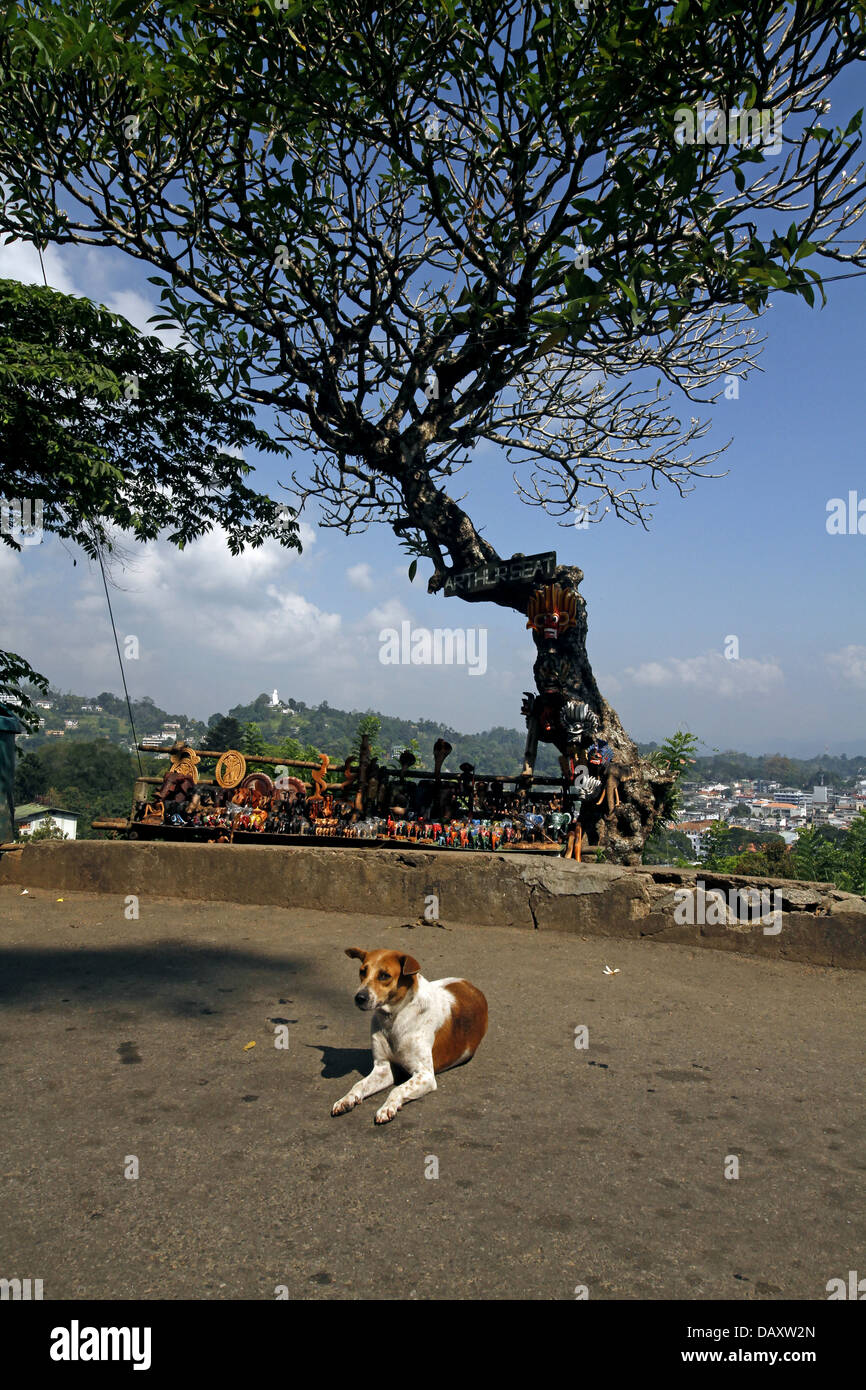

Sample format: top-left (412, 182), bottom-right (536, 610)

top-left (20, 685), bottom-right (866, 787)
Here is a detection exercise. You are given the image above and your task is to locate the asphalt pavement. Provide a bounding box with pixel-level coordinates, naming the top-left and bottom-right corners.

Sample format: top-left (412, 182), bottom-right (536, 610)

top-left (0, 883), bottom-right (863, 1300)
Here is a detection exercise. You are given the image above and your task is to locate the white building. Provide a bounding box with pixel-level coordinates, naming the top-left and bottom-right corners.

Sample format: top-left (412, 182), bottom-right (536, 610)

top-left (141, 733), bottom-right (172, 749)
top-left (14, 805), bottom-right (81, 840)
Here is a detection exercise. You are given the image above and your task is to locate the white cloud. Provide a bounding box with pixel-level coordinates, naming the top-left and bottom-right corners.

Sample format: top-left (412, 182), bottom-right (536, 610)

top-left (366, 598), bottom-right (411, 631)
top-left (624, 651), bottom-right (783, 697)
top-left (89, 526), bottom-right (343, 666)
top-left (102, 288), bottom-right (184, 348)
top-left (0, 237), bottom-right (76, 293)
top-left (204, 585), bottom-right (343, 663)
top-left (0, 236), bottom-right (183, 345)
top-left (826, 645), bottom-right (866, 687)
top-left (346, 562), bottom-right (375, 592)
top-left (114, 525), bottom-right (315, 605)
top-left (596, 673), bottom-right (622, 696)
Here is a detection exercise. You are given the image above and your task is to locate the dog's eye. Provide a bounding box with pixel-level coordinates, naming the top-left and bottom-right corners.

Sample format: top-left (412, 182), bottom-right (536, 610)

top-left (378, 972), bottom-right (391, 982)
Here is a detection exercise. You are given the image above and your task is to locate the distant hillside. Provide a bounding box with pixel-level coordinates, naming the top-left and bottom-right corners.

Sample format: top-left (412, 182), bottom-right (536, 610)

top-left (19, 684), bottom-right (866, 787)
top-left (221, 692), bottom-right (564, 774)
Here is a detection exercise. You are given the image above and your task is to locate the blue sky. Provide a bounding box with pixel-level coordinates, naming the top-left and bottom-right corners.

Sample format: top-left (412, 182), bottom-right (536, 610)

top-left (2, 147), bottom-right (864, 757)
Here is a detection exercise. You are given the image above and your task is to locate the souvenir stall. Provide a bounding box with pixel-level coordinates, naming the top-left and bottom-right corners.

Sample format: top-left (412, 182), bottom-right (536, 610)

top-left (100, 729), bottom-right (619, 861)
top-left (94, 580), bottom-right (629, 861)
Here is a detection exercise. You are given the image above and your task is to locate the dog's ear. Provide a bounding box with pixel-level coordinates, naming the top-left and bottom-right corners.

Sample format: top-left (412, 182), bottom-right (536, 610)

top-left (400, 954), bottom-right (421, 977)
top-left (345, 947), bottom-right (366, 962)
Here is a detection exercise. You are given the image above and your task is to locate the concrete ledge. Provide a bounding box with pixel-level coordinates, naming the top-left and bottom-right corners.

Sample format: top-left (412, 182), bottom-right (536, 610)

top-left (2, 839), bottom-right (865, 970)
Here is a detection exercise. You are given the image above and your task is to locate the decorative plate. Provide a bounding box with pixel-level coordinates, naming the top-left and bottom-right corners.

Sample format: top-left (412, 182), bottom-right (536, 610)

top-left (215, 750), bottom-right (247, 789)
top-left (241, 772), bottom-right (275, 798)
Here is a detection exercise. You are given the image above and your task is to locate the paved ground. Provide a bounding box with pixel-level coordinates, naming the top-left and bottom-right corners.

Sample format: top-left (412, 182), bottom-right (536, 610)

top-left (0, 883), bottom-right (864, 1301)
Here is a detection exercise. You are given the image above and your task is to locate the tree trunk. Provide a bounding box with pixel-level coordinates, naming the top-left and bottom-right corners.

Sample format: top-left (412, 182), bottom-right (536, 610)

top-left (429, 556), bottom-right (672, 865)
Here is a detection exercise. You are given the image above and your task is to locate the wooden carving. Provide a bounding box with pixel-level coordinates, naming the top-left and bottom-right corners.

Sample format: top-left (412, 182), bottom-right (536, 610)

top-left (526, 583), bottom-right (578, 639)
top-left (168, 742), bottom-right (200, 782)
top-left (215, 750), bottom-right (247, 788)
top-left (310, 754), bottom-right (331, 800)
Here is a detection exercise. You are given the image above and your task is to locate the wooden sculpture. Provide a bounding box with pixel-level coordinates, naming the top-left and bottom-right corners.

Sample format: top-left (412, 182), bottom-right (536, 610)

top-left (310, 754), bottom-right (331, 801)
top-left (433, 739), bottom-right (452, 778)
top-left (215, 749), bottom-right (247, 789)
top-left (168, 741), bottom-right (200, 782)
top-left (526, 583), bottom-right (578, 640)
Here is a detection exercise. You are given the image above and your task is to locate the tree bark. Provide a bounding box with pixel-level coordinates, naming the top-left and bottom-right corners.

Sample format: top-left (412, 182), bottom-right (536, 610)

top-left (429, 554), bottom-right (671, 865)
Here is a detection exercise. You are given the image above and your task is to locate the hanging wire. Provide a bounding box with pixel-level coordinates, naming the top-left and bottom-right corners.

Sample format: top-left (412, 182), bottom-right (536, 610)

top-left (94, 538), bottom-right (144, 776)
top-left (35, 239), bottom-right (143, 774)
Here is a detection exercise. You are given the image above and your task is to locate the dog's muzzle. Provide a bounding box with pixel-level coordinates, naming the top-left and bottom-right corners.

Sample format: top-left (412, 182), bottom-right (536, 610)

top-left (354, 990), bottom-right (374, 1011)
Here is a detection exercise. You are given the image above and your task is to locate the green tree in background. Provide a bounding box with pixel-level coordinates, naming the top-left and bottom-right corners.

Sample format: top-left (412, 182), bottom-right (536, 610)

top-left (13, 738), bottom-right (154, 837)
top-left (25, 815), bottom-right (67, 842)
top-left (641, 825), bottom-right (694, 866)
top-left (642, 730), bottom-right (700, 861)
top-left (0, 651), bottom-right (49, 734)
top-left (354, 715), bottom-right (386, 761)
top-left (202, 716), bottom-right (245, 752)
top-left (242, 722), bottom-right (267, 758)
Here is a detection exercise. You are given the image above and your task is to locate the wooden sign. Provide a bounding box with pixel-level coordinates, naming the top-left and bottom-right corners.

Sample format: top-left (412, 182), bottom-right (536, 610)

top-left (443, 551), bottom-right (557, 597)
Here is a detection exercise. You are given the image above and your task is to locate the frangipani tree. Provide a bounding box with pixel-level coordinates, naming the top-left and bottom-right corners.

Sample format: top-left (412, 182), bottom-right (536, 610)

top-left (1, 0), bottom-right (864, 855)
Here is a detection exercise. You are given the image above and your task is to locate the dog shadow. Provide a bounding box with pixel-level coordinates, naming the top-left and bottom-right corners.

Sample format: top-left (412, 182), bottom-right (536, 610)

top-left (309, 1045), bottom-right (408, 1082)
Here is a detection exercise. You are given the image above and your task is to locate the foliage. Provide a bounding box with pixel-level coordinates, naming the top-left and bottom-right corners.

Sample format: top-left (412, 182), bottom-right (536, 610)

top-left (241, 721), bottom-right (267, 757)
top-left (0, 651), bottom-right (48, 732)
top-left (0, 1), bottom-right (862, 589)
top-left (407, 736), bottom-right (425, 771)
top-left (353, 714), bottom-right (386, 761)
top-left (788, 815), bottom-right (866, 894)
top-left (698, 816), bottom-right (866, 895)
top-left (641, 824), bottom-right (695, 865)
top-left (202, 716), bottom-right (245, 752)
top-left (275, 734), bottom-right (324, 765)
top-left (13, 738), bottom-right (157, 837)
top-left (24, 815), bottom-right (67, 841)
top-left (0, 278), bottom-right (301, 713)
top-left (0, 279), bottom-right (298, 560)
top-left (652, 746), bottom-right (866, 791)
top-left (648, 729), bottom-right (700, 823)
top-left (700, 819), bottom-right (784, 869)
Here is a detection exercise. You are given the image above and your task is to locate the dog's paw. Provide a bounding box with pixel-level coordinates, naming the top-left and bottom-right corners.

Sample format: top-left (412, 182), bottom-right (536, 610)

top-left (331, 1095), bottom-right (359, 1116)
top-left (374, 1101), bottom-right (400, 1125)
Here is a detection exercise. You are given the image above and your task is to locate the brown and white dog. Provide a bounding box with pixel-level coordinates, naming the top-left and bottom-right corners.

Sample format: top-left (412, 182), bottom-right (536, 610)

top-left (331, 948), bottom-right (488, 1125)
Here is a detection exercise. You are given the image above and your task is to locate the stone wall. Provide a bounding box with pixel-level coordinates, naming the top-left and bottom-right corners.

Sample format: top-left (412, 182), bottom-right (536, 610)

top-left (1, 840), bottom-right (864, 970)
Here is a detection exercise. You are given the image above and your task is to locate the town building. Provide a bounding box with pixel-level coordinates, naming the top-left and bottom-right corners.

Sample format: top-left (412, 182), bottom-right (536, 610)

top-left (141, 733), bottom-right (172, 749)
top-left (676, 819), bottom-right (720, 857)
top-left (14, 805), bottom-right (81, 840)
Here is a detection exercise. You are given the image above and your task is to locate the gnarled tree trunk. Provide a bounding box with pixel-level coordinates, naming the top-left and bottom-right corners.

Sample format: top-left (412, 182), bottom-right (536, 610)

top-left (425, 516), bottom-right (671, 862)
